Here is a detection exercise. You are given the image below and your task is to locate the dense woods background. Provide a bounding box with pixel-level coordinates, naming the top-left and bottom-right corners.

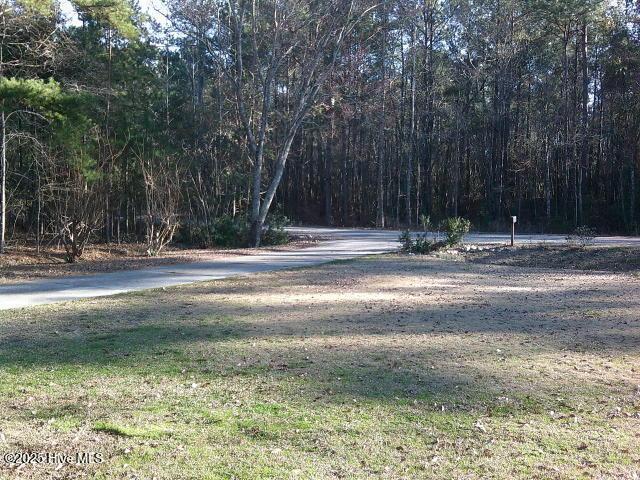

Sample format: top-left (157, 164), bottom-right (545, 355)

top-left (1, 0), bottom-right (640, 256)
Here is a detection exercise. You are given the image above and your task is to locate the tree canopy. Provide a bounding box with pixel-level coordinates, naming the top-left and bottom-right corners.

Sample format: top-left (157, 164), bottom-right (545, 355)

top-left (1, 0), bottom-right (640, 255)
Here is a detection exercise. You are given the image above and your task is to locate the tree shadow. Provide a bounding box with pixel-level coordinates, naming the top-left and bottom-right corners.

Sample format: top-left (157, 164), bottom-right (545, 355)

top-left (0, 256), bottom-right (638, 409)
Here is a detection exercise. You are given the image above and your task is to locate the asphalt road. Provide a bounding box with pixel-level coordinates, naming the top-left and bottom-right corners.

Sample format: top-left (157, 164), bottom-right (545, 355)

top-left (287, 227), bottom-right (640, 247)
top-left (1, 226), bottom-right (639, 310)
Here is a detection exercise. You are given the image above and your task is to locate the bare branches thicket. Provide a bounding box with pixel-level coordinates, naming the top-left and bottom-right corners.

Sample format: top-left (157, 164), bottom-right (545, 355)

top-left (43, 155), bottom-right (103, 263)
top-left (140, 157), bottom-right (182, 256)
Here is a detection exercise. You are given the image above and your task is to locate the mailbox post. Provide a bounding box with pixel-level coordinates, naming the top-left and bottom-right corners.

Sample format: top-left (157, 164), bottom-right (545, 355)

top-left (511, 216), bottom-right (517, 246)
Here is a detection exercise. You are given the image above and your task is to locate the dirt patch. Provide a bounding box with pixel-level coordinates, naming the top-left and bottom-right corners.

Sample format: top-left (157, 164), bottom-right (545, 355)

top-left (465, 244), bottom-right (640, 273)
top-left (0, 237), bottom-right (319, 283)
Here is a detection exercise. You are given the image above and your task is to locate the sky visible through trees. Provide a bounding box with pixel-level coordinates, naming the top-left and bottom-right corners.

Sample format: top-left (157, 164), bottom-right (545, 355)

top-left (1, 0), bottom-right (640, 255)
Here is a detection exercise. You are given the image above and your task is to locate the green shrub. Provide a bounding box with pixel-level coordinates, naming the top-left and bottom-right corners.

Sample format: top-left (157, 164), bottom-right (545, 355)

top-left (399, 230), bottom-right (413, 252)
top-left (173, 213), bottom-right (290, 248)
top-left (262, 214), bottom-right (290, 246)
top-left (175, 223), bottom-right (208, 247)
top-left (212, 215), bottom-right (249, 247)
top-left (419, 214), bottom-right (432, 232)
top-left (398, 230), bottom-right (440, 254)
top-left (413, 235), bottom-right (436, 254)
top-left (441, 217), bottom-right (471, 246)
top-left (176, 215), bottom-right (248, 248)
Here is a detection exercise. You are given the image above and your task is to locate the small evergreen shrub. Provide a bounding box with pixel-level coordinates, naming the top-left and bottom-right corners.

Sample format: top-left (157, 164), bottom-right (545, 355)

top-left (212, 215), bottom-right (249, 247)
top-left (441, 217), bottom-right (471, 246)
top-left (413, 235), bottom-right (436, 254)
top-left (262, 214), bottom-right (290, 246)
top-left (399, 230), bottom-right (440, 254)
top-left (399, 230), bottom-right (413, 252)
top-left (419, 214), bottom-right (432, 232)
top-left (177, 214), bottom-right (290, 248)
top-left (176, 215), bottom-right (248, 248)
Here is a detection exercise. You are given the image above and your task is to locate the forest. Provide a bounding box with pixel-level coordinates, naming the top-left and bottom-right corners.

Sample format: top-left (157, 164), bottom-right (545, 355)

top-left (1, 0), bottom-right (640, 258)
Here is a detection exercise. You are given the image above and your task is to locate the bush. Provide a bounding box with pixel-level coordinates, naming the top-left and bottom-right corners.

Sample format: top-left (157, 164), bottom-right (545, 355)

top-left (566, 225), bottom-right (596, 248)
top-left (419, 214), bottom-right (432, 232)
top-left (262, 214), bottom-right (290, 246)
top-left (441, 217), bottom-right (471, 246)
top-left (399, 230), bottom-right (441, 254)
top-left (177, 216), bottom-right (248, 248)
top-left (399, 230), bottom-right (413, 252)
top-left (175, 223), bottom-right (210, 248)
top-left (413, 235), bottom-right (436, 254)
top-left (212, 215), bottom-right (249, 247)
top-left (176, 213), bottom-right (289, 248)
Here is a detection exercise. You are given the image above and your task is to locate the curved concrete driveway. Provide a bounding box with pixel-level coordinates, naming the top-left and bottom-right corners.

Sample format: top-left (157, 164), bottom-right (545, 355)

top-left (1, 227), bottom-right (639, 310)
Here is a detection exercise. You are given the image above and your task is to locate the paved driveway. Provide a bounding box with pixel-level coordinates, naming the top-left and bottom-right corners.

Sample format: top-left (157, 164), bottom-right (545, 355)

top-left (1, 227), bottom-right (638, 310)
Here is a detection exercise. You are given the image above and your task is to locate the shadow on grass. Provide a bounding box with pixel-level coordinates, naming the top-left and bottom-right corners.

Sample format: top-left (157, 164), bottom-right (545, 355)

top-left (0, 255), bottom-right (638, 409)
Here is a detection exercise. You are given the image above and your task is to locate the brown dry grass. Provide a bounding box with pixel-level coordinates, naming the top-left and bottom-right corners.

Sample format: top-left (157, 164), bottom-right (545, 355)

top-left (467, 244), bottom-right (640, 273)
top-left (0, 239), bottom-right (318, 283)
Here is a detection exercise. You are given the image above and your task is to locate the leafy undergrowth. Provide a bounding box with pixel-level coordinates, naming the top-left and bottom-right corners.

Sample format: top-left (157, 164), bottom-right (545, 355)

top-left (0, 256), bottom-right (638, 479)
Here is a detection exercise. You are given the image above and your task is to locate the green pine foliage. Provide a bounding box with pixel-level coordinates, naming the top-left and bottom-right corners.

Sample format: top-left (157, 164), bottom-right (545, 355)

top-left (441, 217), bottom-right (472, 247)
top-left (73, 0), bottom-right (138, 39)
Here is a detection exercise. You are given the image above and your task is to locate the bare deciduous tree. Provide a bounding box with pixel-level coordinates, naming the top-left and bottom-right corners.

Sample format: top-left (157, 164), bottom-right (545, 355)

top-left (43, 156), bottom-right (103, 263)
top-left (140, 156), bottom-right (182, 256)
top-left (233, 0), bottom-right (377, 246)
top-left (169, 0), bottom-right (376, 246)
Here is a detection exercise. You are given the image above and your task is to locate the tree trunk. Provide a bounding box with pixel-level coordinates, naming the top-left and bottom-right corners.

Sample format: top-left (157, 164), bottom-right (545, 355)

top-left (545, 136), bottom-right (552, 221)
top-left (323, 135), bottom-right (333, 225)
top-left (422, 1), bottom-right (435, 218)
top-left (376, 0), bottom-right (387, 228)
top-left (406, 24), bottom-right (416, 227)
top-left (579, 22), bottom-right (589, 225)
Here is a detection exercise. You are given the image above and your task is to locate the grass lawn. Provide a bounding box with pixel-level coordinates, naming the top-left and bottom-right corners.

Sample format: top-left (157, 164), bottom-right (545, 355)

top-left (0, 255), bottom-right (638, 479)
